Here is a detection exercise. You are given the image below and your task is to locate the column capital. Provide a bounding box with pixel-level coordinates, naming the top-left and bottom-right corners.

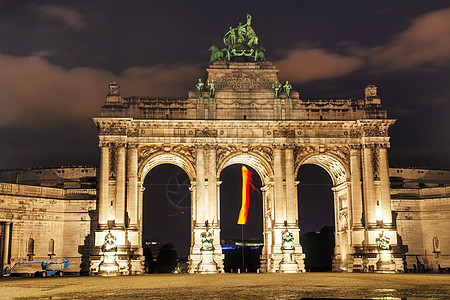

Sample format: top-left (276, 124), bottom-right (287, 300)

top-left (99, 141), bottom-right (112, 148)
top-left (272, 143), bottom-right (285, 150)
top-left (362, 143), bottom-right (376, 149)
top-left (349, 144), bottom-right (362, 150)
top-left (378, 142), bottom-right (390, 149)
top-left (127, 143), bottom-right (139, 149)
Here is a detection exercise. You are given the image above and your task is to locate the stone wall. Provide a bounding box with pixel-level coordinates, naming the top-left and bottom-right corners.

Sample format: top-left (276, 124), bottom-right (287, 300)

top-left (0, 182), bottom-right (97, 275)
top-left (0, 165), bottom-right (97, 189)
top-left (391, 185), bottom-right (450, 272)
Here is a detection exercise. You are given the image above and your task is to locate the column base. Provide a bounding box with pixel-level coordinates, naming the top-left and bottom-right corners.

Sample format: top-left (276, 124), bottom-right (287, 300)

top-left (197, 249), bottom-right (218, 274)
top-left (375, 250), bottom-right (396, 273)
top-left (98, 252), bottom-right (120, 276)
top-left (279, 249), bottom-right (299, 273)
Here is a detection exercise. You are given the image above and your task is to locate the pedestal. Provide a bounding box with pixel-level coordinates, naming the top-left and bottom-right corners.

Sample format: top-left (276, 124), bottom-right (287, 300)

top-left (98, 252), bottom-right (120, 276)
top-left (197, 249), bottom-right (218, 274)
top-left (375, 249), bottom-right (396, 273)
top-left (279, 249), bottom-right (298, 273)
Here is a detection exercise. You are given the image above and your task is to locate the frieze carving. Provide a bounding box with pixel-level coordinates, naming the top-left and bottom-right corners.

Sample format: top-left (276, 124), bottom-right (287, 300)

top-left (139, 145), bottom-right (163, 163)
top-left (363, 127), bottom-right (388, 137)
top-left (171, 145), bottom-right (196, 164)
top-left (214, 76), bottom-right (271, 90)
top-left (195, 128), bottom-right (217, 137)
top-left (99, 122), bottom-right (126, 136)
top-left (273, 128), bottom-right (295, 138)
top-left (127, 127), bottom-right (140, 137)
top-left (349, 130), bottom-right (361, 138)
top-left (109, 146), bottom-right (117, 179)
top-left (372, 144), bottom-right (379, 177)
top-left (216, 145), bottom-right (238, 165)
top-left (249, 145), bottom-right (273, 162)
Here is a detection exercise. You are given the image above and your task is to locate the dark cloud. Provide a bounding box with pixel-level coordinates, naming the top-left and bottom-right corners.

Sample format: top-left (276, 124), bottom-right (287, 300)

top-left (30, 3), bottom-right (87, 30)
top-left (0, 53), bottom-right (201, 128)
top-left (368, 8), bottom-right (450, 71)
top-left (274, 48), bottom-right (363, 83)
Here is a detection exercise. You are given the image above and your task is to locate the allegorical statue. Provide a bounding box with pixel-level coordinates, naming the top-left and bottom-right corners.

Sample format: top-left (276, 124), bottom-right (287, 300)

top-left (281, 229), bottom-right (295, 250)
top-left (376, 231), bottom-right (391, 250)
top-left (208, 79), bottom-right (216, 99)
top-left (196, 78), bottom-right (204, 99)
top-left (201, 221), bottom-right (214, 251)
top-left (211, 13), bottom-right (266, 63)
top-left (272, 81), bottom-right (282, 99)
top-left (102, 231), bottom-right (117, 252)
top-left (284, 81), bottom-right (292, 99)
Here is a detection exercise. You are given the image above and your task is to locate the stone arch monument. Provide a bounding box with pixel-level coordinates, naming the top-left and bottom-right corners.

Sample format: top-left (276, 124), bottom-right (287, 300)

top-left (90, 15), bottom-right (403, 274)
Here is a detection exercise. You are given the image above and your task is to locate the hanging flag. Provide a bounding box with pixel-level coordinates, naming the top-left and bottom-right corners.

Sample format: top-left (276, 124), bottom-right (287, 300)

top-left (237, 166), bottom-right (252, 225)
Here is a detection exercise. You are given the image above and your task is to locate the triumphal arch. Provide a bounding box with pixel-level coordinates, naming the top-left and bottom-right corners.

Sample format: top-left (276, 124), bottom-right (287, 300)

top-left (90, 15), bottom-right (403, 275)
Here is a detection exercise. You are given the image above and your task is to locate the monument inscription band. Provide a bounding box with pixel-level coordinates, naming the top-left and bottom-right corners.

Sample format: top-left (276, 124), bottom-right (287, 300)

top-left (90, 14), bottom-right (403, 275)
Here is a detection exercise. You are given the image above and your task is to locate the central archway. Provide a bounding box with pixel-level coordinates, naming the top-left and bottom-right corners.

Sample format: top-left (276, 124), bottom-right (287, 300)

top-left (217, 152), bottom-right (273, 272)
top-left (219, 164), bottom-right (263, 272)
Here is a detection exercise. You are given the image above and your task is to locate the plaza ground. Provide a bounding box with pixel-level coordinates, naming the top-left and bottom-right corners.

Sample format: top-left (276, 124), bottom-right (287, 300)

top-left (0, 273), bottom-right (449, 299)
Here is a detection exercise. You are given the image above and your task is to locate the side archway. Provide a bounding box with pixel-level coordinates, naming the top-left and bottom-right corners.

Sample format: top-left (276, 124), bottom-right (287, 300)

top-left (295, 153), bottom-right (351, 271)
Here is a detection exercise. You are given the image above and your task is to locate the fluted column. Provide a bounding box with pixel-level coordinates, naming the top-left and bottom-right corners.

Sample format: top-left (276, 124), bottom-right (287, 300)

top-left (273, 146), bottom-right (285, 222)
top-left (350, 146), bottom-right (363, 227)
top-left (127, 145), bottom-right (138, 228)
top-left (3, 222), bottom-right (10, 265)
top-left (379, 144), bottom-right (393, 225)
top-left (99, 144), bottom-right (110, 226)
top-left (285, 146), bottom-right (296, 224)
top-left (362, 144), bottom-right (377, 226)
top-left (115, 145), bottom-right (126, 227)
top-left (196, 147), bottom-right (206, 223)
top-left (208, 147), bottom-right (217, 224)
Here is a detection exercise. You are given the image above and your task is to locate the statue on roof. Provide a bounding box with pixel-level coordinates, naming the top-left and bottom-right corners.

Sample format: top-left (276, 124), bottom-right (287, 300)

top-left (210, 13), bottom-right (266, 63)
top-left (196, 78), bottom-right (204, 100)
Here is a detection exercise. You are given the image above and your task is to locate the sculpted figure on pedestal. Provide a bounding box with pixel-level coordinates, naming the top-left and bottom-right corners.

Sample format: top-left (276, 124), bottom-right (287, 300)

top-left (196, 78), bottom-right (204, 99)
top-left (272, 81), bottom-right (282, 99)
top-left (284, 81), bottom-right (292, 99)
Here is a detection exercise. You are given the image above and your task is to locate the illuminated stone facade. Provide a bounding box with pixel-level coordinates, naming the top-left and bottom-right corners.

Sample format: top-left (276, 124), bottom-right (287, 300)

top-left (90, 61), bottom-right (403, 274)
top-left (0, 166), bottom-right (97, 274)
top-left (390, 168), bottom-right (450, 272)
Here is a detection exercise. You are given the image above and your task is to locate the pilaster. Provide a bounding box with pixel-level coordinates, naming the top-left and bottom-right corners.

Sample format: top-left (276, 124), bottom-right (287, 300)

top-left (115, 145), bottom-right (126, 227)
top-left (99, 144), bottom-right (110, 227)
top-left (362, 144), bottom-right (377, 226)
top-left (378, 144), bottom-right (393, 225)
top-left (349, 145), bottom-right (363, 227)
top-left (127, 145), bottom-right (139, 228)
top-left (3, 222), bottom-right (10, 265)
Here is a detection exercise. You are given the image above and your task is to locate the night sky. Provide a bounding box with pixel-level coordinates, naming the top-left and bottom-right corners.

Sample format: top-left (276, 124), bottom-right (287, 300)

top-left (0, 1), bottom-right (449, 257)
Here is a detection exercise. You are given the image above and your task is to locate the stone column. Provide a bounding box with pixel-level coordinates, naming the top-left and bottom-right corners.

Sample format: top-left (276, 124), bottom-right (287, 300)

top-left (350, 146), bottom-right (363, 227)
top-left (208, 147), bottom-right (217, 224)
top-left (3, 222), bottom-right (10, 265)
top-left (273, 146), bottom-right (285, 222)
top-left (99, 144), bottom-right (110, 226)
top-left (362, 144), bottom-right (377, 226)
top-left (127, 145), bottom-right (138, 228)
top-left (196, 147), bottom-right (206, 223)
top-left (378, 144), bottom-right (393, 225)
top-left (285, 147), bottom-right (296, 224)
top-left (115, 145), bottom-right (126, 227)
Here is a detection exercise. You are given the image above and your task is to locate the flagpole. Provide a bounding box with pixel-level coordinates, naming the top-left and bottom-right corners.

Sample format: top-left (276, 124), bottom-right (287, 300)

top-left (241, 224), bottom-right (245, 273)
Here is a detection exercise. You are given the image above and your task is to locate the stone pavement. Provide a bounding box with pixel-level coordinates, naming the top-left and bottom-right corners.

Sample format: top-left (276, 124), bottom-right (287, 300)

top-left (1, 273), bottom-right (449, 299)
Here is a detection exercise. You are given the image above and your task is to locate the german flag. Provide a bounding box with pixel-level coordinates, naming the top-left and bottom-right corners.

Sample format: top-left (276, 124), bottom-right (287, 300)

top-left (237, 166), bottom-right (252, 225)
